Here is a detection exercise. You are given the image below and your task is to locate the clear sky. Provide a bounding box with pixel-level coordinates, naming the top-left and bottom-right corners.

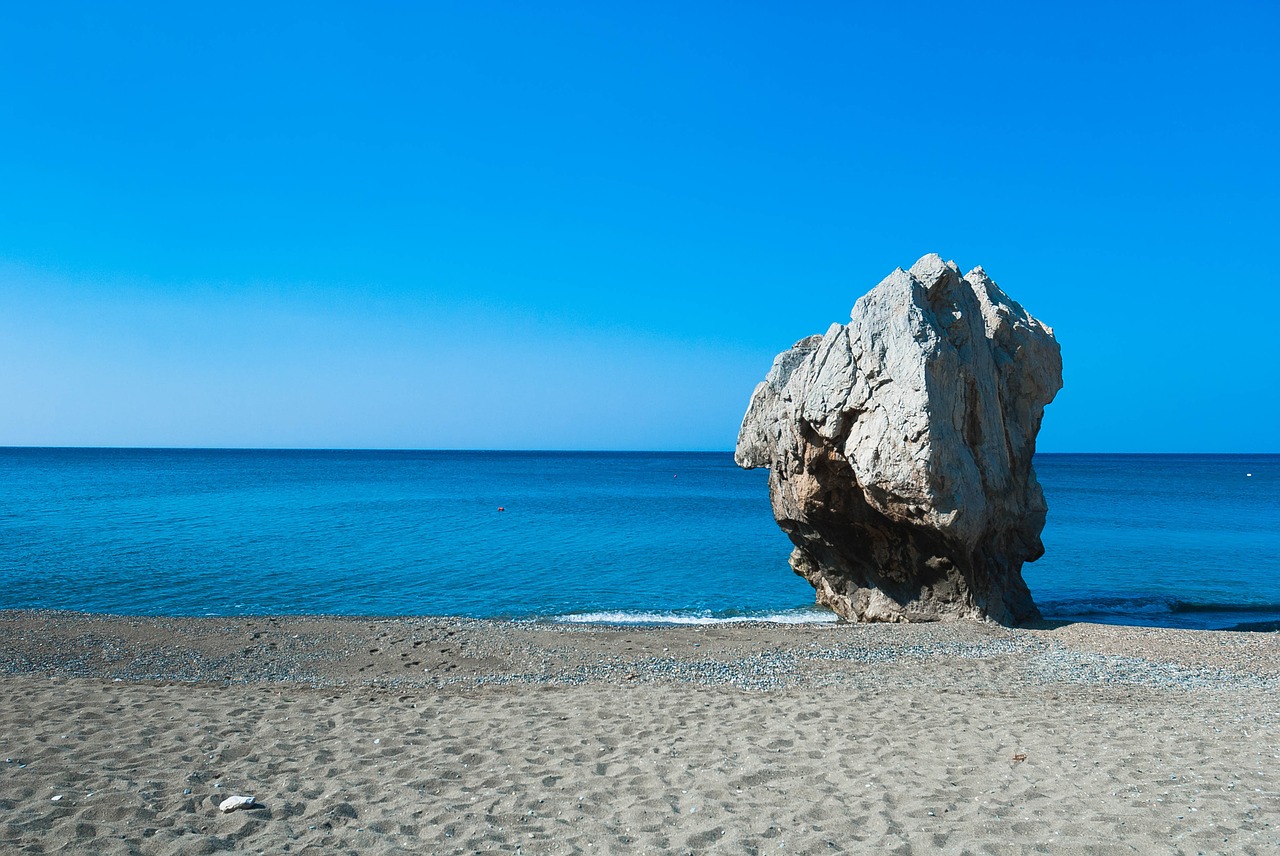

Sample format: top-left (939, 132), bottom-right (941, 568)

top-left (1, 1), bottom-right (1276, 451)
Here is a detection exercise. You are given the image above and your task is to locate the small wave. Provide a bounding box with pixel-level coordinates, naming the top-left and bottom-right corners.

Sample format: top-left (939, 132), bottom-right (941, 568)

top-left (1042, 596), bottom-right (1280, 617)
top-left (1040, 595), bottom-right (1280, 630)
top-left (1169, 601), bottom-right (1280, 615)
top-left (552, 608), bottom-right (839, 626)
top-left (1039, 596), bottom-right (1178, 618)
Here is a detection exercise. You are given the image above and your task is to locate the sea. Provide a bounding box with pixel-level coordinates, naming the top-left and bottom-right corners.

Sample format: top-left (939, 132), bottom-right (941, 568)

top-left (1, 449), bottom-right (1277, 631)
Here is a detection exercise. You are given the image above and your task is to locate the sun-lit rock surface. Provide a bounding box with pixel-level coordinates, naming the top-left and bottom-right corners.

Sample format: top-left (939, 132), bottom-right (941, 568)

top-left (736, 254), bottom-right (1062, 624)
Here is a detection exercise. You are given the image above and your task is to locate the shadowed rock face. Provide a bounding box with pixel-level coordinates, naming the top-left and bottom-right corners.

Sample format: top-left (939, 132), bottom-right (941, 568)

top-left (736, 254), bottom-right (1062, 624)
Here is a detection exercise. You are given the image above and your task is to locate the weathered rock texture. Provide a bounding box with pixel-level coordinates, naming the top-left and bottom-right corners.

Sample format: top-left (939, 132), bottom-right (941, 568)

top-left (736, 254), bottom-right (1062, 624)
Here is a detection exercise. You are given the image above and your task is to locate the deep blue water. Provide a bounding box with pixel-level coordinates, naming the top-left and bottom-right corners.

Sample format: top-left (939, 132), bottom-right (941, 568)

top-left (1, 449), bottom-right (1277, 630)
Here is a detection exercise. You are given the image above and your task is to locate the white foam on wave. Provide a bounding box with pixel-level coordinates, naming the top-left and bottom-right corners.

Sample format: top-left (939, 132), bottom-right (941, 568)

top-left (1042, 600), bottom-right (1172, 617)
top-left (553, 608), bottom-right (839, 626)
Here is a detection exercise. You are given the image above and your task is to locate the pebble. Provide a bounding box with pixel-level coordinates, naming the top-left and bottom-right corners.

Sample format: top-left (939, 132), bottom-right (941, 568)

top-left (218, 795), bottom-right (257, 813)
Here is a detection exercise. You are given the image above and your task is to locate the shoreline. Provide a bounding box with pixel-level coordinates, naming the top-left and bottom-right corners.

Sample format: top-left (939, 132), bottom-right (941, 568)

top-left (4, 608), bottom-right (1280, 689)
top-left (3, 611), bottom-right (1278, 853)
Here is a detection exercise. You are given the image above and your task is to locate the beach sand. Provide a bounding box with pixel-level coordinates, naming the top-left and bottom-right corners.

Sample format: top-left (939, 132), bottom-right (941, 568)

top-left (1, 612), bottom-right (1277, 854)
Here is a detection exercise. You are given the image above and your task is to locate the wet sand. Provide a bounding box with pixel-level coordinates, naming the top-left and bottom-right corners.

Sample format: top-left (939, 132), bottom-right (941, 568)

top-left (2, 611), bottom-right (1277, 854)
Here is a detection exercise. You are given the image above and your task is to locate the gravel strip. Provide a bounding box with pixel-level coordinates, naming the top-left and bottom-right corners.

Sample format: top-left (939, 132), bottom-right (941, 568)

top-left (1, 610), bottom-right (1276, 695)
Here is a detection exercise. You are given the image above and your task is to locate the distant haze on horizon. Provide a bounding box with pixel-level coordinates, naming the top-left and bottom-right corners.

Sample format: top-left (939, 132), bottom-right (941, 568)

top-left (2, 2), bottom-right (1276, 453)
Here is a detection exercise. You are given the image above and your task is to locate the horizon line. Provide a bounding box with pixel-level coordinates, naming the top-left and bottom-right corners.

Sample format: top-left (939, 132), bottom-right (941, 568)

top-left (1, 445), bottom-right (1278, 456)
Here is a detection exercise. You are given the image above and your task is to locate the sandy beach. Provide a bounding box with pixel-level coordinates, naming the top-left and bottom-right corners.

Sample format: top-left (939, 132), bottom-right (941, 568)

top-left (1, 612), bottom-right (1277, 854)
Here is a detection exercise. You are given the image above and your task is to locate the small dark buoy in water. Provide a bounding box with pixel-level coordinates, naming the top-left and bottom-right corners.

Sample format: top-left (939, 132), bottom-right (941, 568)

top-left (498, 506), bottom-right (505, 511)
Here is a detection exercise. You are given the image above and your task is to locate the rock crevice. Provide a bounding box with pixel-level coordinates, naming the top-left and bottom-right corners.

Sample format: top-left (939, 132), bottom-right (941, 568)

top-left (736, 254), bottom-right (1062, 624)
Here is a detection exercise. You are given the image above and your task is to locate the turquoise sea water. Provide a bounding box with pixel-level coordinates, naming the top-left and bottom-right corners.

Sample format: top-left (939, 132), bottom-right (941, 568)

top-left (1, 449), bottom-right (1277, 630)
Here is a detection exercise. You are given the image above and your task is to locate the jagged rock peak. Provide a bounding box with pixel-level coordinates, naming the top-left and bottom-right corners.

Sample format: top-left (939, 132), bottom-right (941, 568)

top-left (736, 254), bottom-right (1062, 624)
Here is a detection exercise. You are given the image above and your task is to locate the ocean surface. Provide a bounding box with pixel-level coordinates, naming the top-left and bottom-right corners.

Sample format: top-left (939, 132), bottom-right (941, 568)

top-left (1, 449), bottom-right (1277, 631)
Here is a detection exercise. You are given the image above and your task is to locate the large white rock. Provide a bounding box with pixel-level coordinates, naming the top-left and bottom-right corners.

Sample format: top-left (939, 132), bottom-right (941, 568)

top-left (736, 254), bottom-right (1062, 623)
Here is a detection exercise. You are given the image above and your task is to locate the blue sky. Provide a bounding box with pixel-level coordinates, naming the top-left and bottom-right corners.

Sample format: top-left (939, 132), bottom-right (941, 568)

top-left (1, 1), bottom-right (1275, 451)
